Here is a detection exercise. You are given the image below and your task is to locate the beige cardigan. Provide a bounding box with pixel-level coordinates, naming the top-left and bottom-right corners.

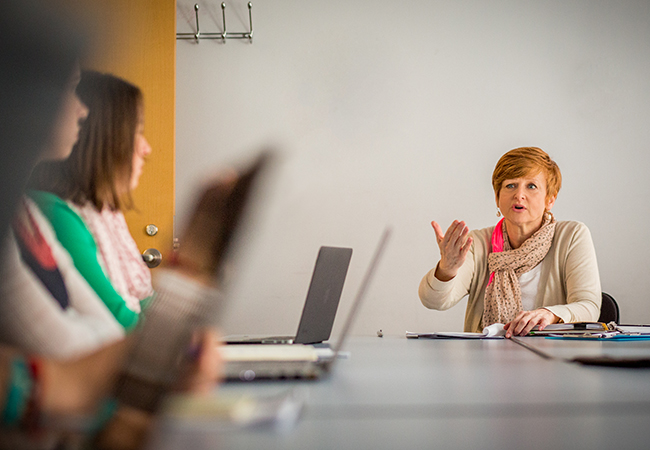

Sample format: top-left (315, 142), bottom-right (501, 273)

top-left (418, 221), bottom-right (602, 333)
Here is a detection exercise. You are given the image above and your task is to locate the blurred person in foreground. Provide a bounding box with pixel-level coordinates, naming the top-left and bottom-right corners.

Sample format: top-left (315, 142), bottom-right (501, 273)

top-left (0, 1), bottom-right (263, 448)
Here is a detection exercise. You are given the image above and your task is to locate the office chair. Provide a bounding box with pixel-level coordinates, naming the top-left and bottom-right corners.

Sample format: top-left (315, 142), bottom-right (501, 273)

top-left (598, 292), bottom-right (620, 324)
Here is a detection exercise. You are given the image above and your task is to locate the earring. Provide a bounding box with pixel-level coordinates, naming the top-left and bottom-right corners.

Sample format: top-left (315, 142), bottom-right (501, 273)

top-left (496, 208), bottom-right (501, 217)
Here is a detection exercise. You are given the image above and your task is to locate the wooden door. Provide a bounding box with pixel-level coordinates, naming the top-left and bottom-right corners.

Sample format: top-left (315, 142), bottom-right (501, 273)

top-left (76, 0), bottom-right (176, 263)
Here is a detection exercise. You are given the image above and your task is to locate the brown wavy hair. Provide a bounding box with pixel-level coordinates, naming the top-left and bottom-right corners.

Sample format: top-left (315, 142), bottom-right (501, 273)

top-left (492, 147), bottom-right (562, 202)
top-left (29, 70), bottom-right (142, 210)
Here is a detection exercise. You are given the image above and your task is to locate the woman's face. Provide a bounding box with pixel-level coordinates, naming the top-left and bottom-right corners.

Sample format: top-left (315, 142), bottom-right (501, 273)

top-left (129, 116), bottom-right (152, 191)
top-left (496, 171), bottom-right (555, 230)
top-left (42, 66), bottom-right (89, 161)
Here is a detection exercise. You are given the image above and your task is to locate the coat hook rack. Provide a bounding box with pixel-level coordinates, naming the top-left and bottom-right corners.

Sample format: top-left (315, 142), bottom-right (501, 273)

top-left (177, 2), bottom-right (253, 43)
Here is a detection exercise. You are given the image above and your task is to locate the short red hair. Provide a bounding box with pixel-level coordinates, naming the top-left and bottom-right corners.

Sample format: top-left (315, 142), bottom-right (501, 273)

top-left (492, 147), bottom-right (562, 201)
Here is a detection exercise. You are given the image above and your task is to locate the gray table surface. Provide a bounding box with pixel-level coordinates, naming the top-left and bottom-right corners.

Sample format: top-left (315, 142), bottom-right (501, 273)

top-left (148, 336), bottom-right (650, 449)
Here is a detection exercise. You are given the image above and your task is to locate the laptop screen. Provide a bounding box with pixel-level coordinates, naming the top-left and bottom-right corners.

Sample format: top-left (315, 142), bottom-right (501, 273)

top-left (294, 246), bottom-right (353, 344)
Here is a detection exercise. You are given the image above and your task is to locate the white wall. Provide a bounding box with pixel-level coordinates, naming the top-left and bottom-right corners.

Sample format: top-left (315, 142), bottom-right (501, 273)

top-left (175, 0), bottom-right (650, 337)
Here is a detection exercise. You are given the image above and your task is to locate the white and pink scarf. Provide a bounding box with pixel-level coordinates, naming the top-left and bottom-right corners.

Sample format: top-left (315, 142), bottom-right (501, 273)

top-left (72, 202), bottom-right (153, 313)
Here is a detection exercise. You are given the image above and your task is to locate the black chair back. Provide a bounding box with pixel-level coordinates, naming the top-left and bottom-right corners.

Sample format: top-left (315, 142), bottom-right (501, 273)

top-left (598, 292), bottom-right (620, 323)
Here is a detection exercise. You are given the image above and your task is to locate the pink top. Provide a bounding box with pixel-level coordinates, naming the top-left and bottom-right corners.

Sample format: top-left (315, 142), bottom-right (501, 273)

top-left (487, 218), bottom-right (505, 286)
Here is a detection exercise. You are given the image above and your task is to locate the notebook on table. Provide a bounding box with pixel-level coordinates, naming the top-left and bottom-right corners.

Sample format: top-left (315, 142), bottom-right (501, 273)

top-left (223, 245), bottom-right (353, 345)
top-left (221, 228), bottom-right (391, 381)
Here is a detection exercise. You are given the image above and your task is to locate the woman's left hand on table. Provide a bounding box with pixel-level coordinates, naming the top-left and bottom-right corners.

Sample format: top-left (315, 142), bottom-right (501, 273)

top-left (504, 308), bottom-right (559, 338)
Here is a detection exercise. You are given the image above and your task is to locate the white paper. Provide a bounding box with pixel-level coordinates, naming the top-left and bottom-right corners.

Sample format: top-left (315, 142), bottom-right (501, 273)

top-left (483, 323), bottom-right (506, 337)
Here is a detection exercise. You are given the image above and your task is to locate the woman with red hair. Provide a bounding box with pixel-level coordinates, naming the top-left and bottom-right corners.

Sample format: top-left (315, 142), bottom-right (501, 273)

top-left (419, 147), bottom-right (601, 337)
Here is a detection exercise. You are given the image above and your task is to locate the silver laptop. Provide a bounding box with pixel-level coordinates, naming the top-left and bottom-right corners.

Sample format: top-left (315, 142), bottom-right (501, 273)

top-left (221, 228), bottom-right (391, 381)
top-left (224, 246), bottom-right (353, 345)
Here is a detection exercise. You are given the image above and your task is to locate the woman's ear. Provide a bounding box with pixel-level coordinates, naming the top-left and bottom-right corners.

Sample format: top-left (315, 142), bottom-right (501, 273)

top-left (546, 195), bottom-right (557, 211)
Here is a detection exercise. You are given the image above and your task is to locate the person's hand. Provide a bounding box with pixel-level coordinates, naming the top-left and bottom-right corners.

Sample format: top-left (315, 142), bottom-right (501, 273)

top-left (176, 328), bottom-right (223, 394)
top-left (431, 220), bottom-right (473, 282)
top-left (170, 152), bottom-right (270, 286)
top-left (92, 405), bottom-right (153, 450)
top-left (504, 308), bottom-right (560, 338)
top-left (172, 171), bottom-right (239, 285)
top-left (41, 339), bottom-right (130, 416)
top-left (95, 330), bottom-right (223, 450)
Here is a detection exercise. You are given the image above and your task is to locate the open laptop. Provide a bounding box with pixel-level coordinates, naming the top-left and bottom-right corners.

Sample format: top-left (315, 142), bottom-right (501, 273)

top-left (224, 246), bottom-right (353, 345)
top-left (221, 228), bottom-right (391, 381)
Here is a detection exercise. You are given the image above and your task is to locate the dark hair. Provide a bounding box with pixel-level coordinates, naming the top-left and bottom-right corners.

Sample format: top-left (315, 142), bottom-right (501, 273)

top-left (1, 0), bottom-right (85, 244)
top-left (30, 70), bottom-right (142, 210)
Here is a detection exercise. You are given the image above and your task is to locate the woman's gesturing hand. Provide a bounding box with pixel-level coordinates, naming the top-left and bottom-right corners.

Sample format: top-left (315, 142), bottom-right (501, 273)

top-left (431, 220), bottom-right (473, 282)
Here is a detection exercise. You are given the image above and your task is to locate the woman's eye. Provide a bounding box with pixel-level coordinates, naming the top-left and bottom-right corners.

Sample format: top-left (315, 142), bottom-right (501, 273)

top-left (505, 184), bottom-right (515, 189)
top-left (528, 184), bottom-right (537, 189)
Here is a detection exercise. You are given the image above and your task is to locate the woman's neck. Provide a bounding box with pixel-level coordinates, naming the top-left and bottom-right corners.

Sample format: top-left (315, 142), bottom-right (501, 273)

top-left (505, 219), bottom-right (543, 249)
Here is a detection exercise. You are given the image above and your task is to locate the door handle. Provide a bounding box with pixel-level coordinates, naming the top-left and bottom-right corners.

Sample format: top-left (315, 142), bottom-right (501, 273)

top-left (142, 248), bottom-right (162, 268)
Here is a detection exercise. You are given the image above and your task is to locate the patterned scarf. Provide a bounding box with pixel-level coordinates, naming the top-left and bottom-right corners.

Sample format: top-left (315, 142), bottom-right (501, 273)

top-left (482, 214), bottom-right (556, 327)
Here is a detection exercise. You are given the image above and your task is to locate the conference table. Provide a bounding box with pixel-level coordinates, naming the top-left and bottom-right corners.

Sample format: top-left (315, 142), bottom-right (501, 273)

top-left (149, 336), bottom-right (650, 449)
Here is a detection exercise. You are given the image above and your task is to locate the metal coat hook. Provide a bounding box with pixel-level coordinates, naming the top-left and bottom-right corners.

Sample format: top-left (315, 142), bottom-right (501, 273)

top-left (177, 2), bottom-right (253, 43)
